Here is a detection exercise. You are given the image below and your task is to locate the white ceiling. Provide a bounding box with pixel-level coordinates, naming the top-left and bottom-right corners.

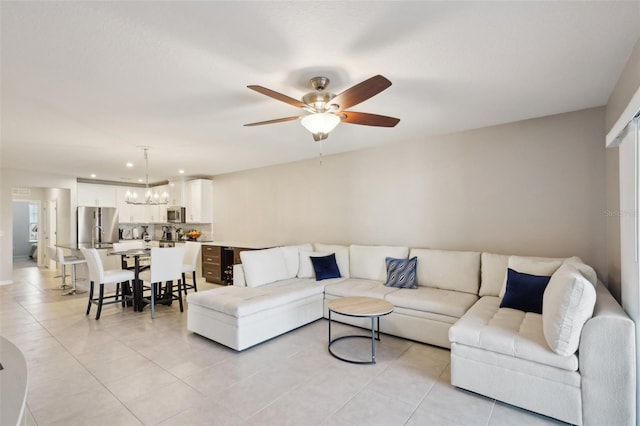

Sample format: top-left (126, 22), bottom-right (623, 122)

top-left (2, 1), bottom-right (639, 184)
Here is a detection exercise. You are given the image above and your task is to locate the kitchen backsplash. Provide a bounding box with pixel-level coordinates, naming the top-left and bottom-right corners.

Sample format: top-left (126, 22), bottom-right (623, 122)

top-left (119, 223), bottom-right (213, 241)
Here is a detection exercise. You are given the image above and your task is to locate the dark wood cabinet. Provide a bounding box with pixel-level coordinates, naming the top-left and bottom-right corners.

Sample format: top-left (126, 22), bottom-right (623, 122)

top-left (202, 245), bottom-right (222, 284)
top-left (202, 244), bottom-right (259, 285)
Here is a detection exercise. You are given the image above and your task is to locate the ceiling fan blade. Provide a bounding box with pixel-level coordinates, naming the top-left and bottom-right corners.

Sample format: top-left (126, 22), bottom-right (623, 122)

top-left (331, 75), bottom-right (392, 110)
top-left (244, 116), bottom-right (300, 126)
top-left (340, 111), bottom-right (400, 127)
top-left (247, 85), bottom-right (307, 109)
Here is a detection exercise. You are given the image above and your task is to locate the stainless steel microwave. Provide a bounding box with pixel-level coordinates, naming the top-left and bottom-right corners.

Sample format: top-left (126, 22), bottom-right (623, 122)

top-left (167, 206), bottom-right (186, 223)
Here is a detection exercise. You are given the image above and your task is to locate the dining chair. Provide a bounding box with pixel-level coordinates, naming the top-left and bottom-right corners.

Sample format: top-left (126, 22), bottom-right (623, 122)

top-left (80, 248), bottom-right (135, 320)
top-left (139, 246), bottom-right (185, 319)
top-left (181, 241), bottom-right (201, 294)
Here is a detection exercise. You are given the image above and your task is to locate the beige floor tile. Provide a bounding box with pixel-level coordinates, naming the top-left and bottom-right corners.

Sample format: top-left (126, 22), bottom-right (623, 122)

top-left (4, 261), bottom-right (572, 425)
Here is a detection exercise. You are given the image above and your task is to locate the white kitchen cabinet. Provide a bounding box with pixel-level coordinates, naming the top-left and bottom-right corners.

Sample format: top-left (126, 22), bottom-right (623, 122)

top-left (117, 186), bottom-right (169, 223)
top-left (168, 180), bottom-right (185, 206)
top-left (116, 188), bottom-right (134, 223)
top-left (184, 179), bottom-right (212, 223)
top-left (148, 185), bottom-right (168, 223)
top-left (77, 183), bottom-right (117, 207)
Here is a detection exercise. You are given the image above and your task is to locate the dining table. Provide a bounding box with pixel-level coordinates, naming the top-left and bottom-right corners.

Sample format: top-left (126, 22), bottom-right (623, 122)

top-left (108, 247), bottom-right (179, 312)
top-left (108, 247), bottom-right (150, 312)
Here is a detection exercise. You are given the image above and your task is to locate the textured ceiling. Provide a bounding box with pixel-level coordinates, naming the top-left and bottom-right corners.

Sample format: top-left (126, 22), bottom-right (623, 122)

top-left (1, 1), bottom-right (639, 184)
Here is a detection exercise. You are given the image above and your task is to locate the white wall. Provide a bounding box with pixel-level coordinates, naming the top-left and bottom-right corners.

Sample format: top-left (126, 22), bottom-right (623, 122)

top-left (213, 107), bottom-right (607, 278)
top-left (0, 168), bottom-right (77, 284)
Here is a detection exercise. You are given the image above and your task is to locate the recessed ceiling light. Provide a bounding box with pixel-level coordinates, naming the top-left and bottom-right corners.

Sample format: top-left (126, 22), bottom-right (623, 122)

top-left (137, 178), bottom-right (143, 183)
top-left (178, 169), bottom-right (185, 174)
top-left (90, 173), bottom-right (96, 178)
top-left (126, 162), bottom-right (134, 168)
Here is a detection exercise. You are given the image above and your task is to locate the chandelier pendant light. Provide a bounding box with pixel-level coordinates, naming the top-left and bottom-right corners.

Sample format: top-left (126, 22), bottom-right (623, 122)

top-left (125, 147), bottom-right (168, 205)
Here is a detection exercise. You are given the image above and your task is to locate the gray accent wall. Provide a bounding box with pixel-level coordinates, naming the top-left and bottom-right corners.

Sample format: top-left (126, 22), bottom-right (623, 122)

top-left (212, 107), bottom-right (607, 279)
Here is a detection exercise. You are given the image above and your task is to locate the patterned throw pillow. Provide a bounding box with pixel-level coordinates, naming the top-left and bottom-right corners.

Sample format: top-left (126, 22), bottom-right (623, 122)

top-left (385, 257), bottom-right (418, 288)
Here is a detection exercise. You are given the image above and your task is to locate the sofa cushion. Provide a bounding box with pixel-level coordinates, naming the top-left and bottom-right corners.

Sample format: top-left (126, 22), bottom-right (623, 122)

top-left (563, 256), bottom-right (598, 285)
top-left (280, 244), bottom-right (313, 278)
top-left (240, 248), bottom-right (289, 287)
top-left (479, 252), bottom-right (509, 297)
top-left (297, 250), bottom-right (328, 278)
top-left (499, 256), bottom-right (563, 298)
top-left (543, 263), bottom-right (597, 356)
top-left (310, 253), bottom-right (342, 281)
top-left (187, 278), bottom-right (326, 317)
top-left (314, 243), bottom-right (350, 278)
top-left (385, 256), bottom-right (417, 289)
top-left (410, 248), bottom-right (480, 294)
top-left (500, 269), bottom-right (551, 314)
top-left (449, 296), bottom-right (578, 371)
top-left (385, 286), bottom-right (478, 319)
top-left (324, 278), bottom-right (399, 299)
top-left (349, 245), bottom-right (409, 281)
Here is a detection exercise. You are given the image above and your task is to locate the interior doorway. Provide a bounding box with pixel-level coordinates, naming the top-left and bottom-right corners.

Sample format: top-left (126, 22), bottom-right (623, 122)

top-left (12, 200), bottom-right (40, 266)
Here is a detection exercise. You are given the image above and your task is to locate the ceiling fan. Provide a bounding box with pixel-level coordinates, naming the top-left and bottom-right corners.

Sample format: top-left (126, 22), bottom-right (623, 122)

top-left (244, 75), bottom-right (400, 141)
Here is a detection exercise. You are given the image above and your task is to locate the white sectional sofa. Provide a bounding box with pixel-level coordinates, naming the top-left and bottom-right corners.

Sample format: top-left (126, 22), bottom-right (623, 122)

top-left (186, 243), bottom-right (635, 426)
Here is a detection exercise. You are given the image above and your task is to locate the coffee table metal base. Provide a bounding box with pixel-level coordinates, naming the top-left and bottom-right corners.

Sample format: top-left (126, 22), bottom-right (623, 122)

top-left (328, 312), bottom-right (381, 365)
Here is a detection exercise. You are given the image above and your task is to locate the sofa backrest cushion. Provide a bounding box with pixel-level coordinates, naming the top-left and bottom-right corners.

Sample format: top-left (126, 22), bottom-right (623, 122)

top-left (349, 245), bottom-right (409, 281)
top-left (314, 243), bottom-right (350, 278)
top-left (479, 252), bottom-right (509, 297)
top-left (543, 262), bottom-right (597, 356)
top-left (280, 244), bottom-right (313, 278)
top-left (480, 253), bottom-right (569, 297)
top-left (409, 248), bottom-right (480, 294)
top-left (499, 256), bottom-right (563, 298)
top-left (297, 250), bottom-right (328, 278)
top-left (240, 247), bottom-right (289, 287)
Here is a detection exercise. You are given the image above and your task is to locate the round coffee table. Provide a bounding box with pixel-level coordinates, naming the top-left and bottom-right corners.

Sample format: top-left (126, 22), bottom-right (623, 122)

top-left (327, 296), bottom-right (394, 364)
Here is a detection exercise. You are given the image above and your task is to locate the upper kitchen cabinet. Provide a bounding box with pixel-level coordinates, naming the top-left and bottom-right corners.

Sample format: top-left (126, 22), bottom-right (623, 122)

top-left (77, 182), bottom-right (117, 207)
top-left (150, 185), bottom-right (168, 223)
top-left (167, 180), bottom-right (185, 206)
top-left (116, 185), bottom-right (168, 223)
top-left (184, 179), bottom-right (213, 223)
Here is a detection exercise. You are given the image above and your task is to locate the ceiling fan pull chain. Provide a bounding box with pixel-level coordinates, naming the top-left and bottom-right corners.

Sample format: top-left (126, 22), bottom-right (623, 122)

top-left (319, 140), bottom-right (323, 166)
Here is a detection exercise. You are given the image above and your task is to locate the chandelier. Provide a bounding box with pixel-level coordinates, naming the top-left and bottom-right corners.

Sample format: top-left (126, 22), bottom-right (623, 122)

top-left (125, 147), bottom-right (168, 205)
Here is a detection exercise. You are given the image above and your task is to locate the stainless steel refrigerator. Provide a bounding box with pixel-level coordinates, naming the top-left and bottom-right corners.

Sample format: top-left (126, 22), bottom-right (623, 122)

top-left (77, 206), bottom-right (119, 245)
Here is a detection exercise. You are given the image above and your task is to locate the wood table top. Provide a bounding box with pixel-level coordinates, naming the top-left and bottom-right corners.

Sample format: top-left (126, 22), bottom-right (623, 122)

top-left (327, 296), bottom-right (393, 317)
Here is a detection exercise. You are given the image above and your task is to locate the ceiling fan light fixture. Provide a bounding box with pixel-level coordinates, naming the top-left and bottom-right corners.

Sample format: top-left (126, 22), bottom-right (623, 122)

top-left (300, 112), bottom-right (340, 136)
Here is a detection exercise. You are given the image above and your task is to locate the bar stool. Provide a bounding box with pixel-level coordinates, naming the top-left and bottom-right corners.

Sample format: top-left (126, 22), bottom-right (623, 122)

top-left (48, 246), bottom-right (87, 294)
top-left (46, 246), bottom-right (69, 289)
top-left (57, 247), bottom-right (87, 296)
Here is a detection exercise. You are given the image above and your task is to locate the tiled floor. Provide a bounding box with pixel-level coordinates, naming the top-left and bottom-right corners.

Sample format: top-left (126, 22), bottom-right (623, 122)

top-left (1, 260), bottom-right (566, 426)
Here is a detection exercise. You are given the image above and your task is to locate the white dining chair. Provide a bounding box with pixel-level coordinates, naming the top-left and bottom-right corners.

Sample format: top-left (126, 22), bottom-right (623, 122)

top-left (181, 241), bottom-right (201, 294)
top-left (81, 248), bottom-right (135, 320)
top-left (139, 246), bottom-right (185, 319)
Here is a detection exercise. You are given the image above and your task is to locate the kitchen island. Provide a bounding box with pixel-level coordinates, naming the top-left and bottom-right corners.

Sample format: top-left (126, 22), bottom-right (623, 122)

top-left (200, 242), bottom-right (273, 285)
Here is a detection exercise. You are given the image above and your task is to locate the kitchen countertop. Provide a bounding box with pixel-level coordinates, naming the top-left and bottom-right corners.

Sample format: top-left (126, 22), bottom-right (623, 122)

top-left (201, 241), bottom-right (274, 249)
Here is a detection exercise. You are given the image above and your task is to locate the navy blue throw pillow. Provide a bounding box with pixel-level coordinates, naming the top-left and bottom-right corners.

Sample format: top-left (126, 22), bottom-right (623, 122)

top-left (310, 253), bottom-right (341, 281)
top-left (500, 268), bottom-right (551, 314)
top-left (385, 257), bottom-right (418, 289)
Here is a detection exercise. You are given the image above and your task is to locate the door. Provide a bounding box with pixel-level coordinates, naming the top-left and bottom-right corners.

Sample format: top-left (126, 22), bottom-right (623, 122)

top-left (47, 199), bottom-right (58, 269)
